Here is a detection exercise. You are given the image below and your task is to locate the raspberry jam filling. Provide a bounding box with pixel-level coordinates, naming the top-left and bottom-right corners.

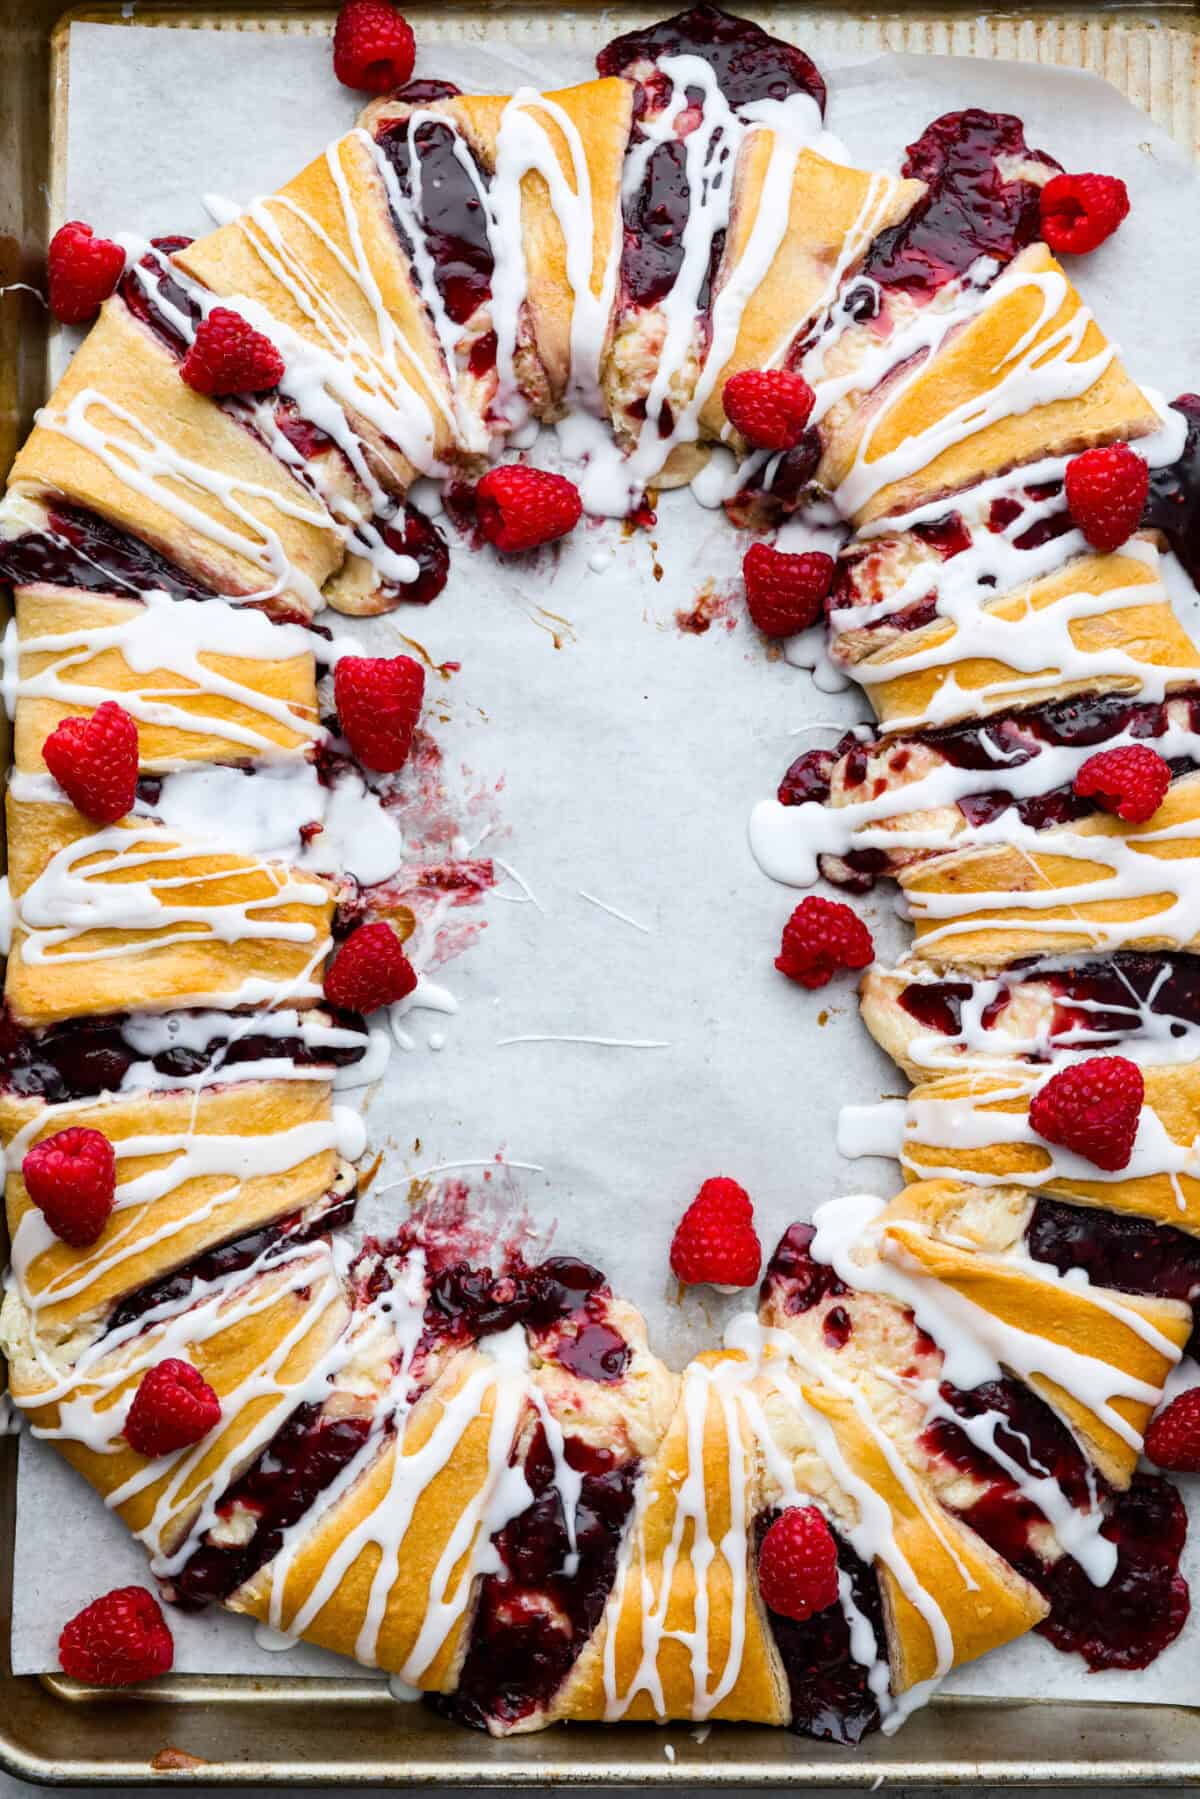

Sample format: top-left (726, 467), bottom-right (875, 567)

top-left (760, 1219), bottom-right (849, 1314)
top-left (598, 6), bottom-right (825, 113)
top-left (756, 1509), bottom-right (886, 1745)
top-left (597, 6), bottom-right (825, 314)
top-left (830, 486), bottom-right (1071, 622)
top-left (0, 1003), bottom-right (366, 1104)
top-left (163, 1401), bottom-right (373, 1610)
top-left (105, 1185), bottom-right (358, 1339)
top-left (1027, 1193), bottom-right (1200, 1358)
top-left (1144, 394), bottom-right (1200, 589)
top-left (860, 110), bottom-right (1058, 303)
top-left (375, 109), bottom-right (494, 330)
top-left (375, 502), bottom-right (451, 605)
top-left (897, 950), bottom-right (1200, 1055)
top-left (767, 1223), bottom-right (1191, 1676)
top-left (417, 1255), bottom-right (631, 1382)
top-left (0, 502), bottom-right (218, 604)
top-left (118, 234), bottom-right (201, 359)
top-left (438, 1426), bottom-right (641, 1730)
top-left (784, 689), bottom-right (1200, 893)
top-left (927, 1377), bottom-right (1190, 1671)
top-left (352, 1229), bottom-right (632, 1388)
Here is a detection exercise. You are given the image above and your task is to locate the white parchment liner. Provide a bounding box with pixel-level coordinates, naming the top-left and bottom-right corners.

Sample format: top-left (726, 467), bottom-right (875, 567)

top-left (12, 13), bottom-right (1200, 1712)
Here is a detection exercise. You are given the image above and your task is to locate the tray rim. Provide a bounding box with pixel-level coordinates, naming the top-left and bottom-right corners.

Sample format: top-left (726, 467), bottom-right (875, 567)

top-left (3, 0), bottom-right (1200, 1783)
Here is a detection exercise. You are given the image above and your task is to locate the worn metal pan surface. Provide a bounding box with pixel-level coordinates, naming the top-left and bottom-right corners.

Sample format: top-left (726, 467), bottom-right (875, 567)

top-left (1, 0), bottom-right (1199, 1782)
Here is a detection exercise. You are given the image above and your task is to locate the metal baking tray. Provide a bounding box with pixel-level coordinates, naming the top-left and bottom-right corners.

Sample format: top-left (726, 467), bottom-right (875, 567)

top-left (2, 0), bottom-right (1200, 1783)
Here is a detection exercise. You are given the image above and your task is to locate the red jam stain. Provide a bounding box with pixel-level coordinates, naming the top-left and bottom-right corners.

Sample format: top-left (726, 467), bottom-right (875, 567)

top-left (440, 1429), bottom-right (640, 1730)
top-left (862, 110), bottom-right (1059, 301)
top-left (675, 579), bottom-right (737, 634)
top-left (375, 113), bottom-right (494, 326)
top-left (0, 501), bottom-right (218, 604)
top-left (756, 1510), bottom-right (885, 1745)
top-left (598, 6), bottom-right (825, 317)
top-left (1144, 394), bottom-right (1200, 589)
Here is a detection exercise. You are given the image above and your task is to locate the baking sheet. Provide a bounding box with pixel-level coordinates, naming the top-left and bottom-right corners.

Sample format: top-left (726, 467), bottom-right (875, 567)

top-left (12, 10), bottom-right (1200, 1720)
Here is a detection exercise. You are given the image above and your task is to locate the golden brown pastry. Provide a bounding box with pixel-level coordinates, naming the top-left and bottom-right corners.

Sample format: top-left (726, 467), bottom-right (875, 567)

top-left (819, 244), bottom-right (1158, 528)
top-left (3, 301), bottom-right (344, 616)
top-left (4, 796), bottom-right (333, 1026)
top-left (11, 585), bottom-right (319, 773)
top-left (174, 130), bottom-right (460, 490)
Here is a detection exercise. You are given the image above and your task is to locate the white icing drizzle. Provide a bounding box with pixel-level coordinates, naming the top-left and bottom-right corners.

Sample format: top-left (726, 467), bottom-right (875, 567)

top-left (35, 387), bottom-right (330, 614)
top-left (488, 88), bottom-right (623, 428)
top-left (4, 589), bottom-right (321, 760)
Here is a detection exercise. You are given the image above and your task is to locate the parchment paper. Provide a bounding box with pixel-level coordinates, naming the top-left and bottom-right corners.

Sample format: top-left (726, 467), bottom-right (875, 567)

top-left (13, 12), bottom-right (1200, 1710)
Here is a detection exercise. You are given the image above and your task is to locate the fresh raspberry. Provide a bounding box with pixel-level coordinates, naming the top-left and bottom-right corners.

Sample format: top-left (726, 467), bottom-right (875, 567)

top-left (1145, 1390), bottom-right (1200, 1474)
top-left (334, 653), bottom-right (425, 773)
top-left (775, 896), bottom-right (874, 990)
top-left (1064, 443), bottom-right (1149, 553)
top-left (475, 465), bottom-right (582, 554)
top-left (47, 221), bottom-right (126, 325)
top-left (1040, 172), bottom-right (1130, 257)
top-left (723, 370), bottom-right (815, 451)
top-left (669, 1177), bottom-right (761, 1288)
top-left (124, 1358), bottom-right (222, 1458)
top-left (324, 920), bottom-right (418, 1014)
top-left (333, 0), bottom-right (416, 94)
top-left (42, 698), bottom-right (138, 824)
top-left (1074, 743), bottom-right (1171, 825)
top-left (757, 1505), bottom-right (840, 1622)
top-left (59, 1586), bottom-right (174, 1686)
top-left (1029, 1054), bottom-right (1144, 1172)
top-left (743, 543), bottom-right (834, 637)
top-left (180, 307), bottom-right (286, 397)
top-left (22, 1126), bottom-right (115, 1248)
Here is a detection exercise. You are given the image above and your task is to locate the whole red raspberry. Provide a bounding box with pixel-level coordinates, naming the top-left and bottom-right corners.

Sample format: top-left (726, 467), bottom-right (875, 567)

top-left (180, 307), bottom-right (286, 397)
top-left (47, 221), bottom-right (126, 325)
top-left (475, 465), bottom-right (582, 554)
top-left (324, 920), bottom-right (418, 1014)
top-left (42, 699), bottom-right (138, 825)
top-left (124, 1359), bottom-right (222, 1458)
top-left (333, 0), bottom-right (416, 94)
top-left (669, 1176), bottom-right (761, 1288)
top-left (1064, 443), bottom-right (1148, 553)
top-left (743, 542), bottom-right (834, 637)
top-left (757, 1505), bottom-right (840, 1622)
top-left (1040, 172), bottom-right (1130, 256)
top-left (59, 1586), bottom-right (174, 1686)
top-left (1029, 1054), bottom-right (1144, 1172)
top-left (1074, 743), bottom-right (1171, 824)
top-left (1145, 1390), bottom-right (1200, 1473)
top-left (334, 653), bottom-right (425, 774)
top-left (775, 896), bottom-right (874, 990)
top-left (723, 370), bottom-right (815, 451)
top-left (23, 1126), bottom-right (116, 1248)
